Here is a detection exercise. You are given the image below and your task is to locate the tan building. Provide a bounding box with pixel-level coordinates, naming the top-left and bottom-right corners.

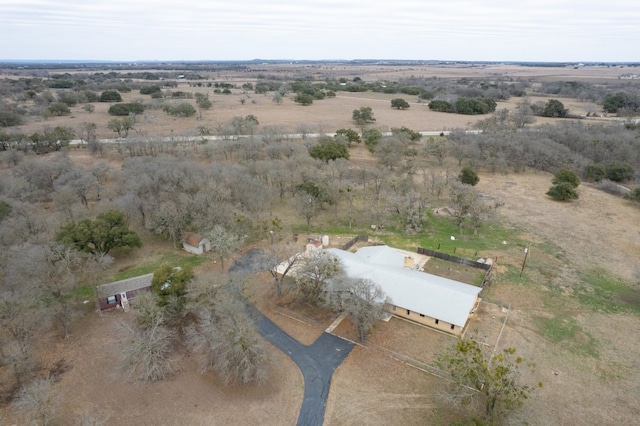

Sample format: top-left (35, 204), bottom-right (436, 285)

top-left (325, 246), bottom-right (482, 335)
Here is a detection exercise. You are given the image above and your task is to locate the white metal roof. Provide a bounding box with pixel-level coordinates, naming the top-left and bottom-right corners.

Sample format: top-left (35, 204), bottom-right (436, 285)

top-left (325, 246), bottom-right (482, 327)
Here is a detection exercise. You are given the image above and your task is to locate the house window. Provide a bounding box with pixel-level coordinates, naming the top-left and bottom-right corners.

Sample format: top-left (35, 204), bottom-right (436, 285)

top-left (435, 319), bottom-right (439, 325)
top-left (451, 324), bottom-right (455, 330)
top-left (419, 313), bottom-right (425, 318)
top-left (392, 305), bottom-right (396, 311)
top-left (107, 295), bottom-right (117, 304)
top-left (406, 309), bottom-right (410, 315)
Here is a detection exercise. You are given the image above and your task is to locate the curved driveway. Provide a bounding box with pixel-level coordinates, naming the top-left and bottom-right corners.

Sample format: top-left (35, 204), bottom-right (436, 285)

top-left (246, 304), bottom-right (354, 426)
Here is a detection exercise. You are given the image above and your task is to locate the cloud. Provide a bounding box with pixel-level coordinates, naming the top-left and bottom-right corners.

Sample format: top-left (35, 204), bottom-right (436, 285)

top-left (0, 0), bottom-right (638, 61)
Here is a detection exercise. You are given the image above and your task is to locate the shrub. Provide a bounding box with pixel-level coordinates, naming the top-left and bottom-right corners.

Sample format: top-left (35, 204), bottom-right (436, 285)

top-left (84, 91), bottom-right (100, 102)
top-left (163, 102), bottom-right (196, 117)
top-left (605, 162), bottom-right (634, 182)
top-left (428, 100), bottom-right (454, 112)
top-left (458, 167), bottom-right (479, 186)
top-left (335, 128), bottom-right (360, 145)
top-left (294, 93), bottom-right (314, 106)
top-left (391, 98), bottom-right (410, 109)
top-left (0, 110), bottom-right (23, 127)
top-left (308, 137), bottom-right (349, 162)
top-left (362, 128), bottom-right (382, 152)
top-left (140, 85), bottom-right (162, 95)
top-left (626, 187), bottom-right (640, 203)
top-left (583, 163), bottom-right (606, 182)
top-left (552, 168), bottom-right (580, 188)
top-left (100, 90), bottom-right (123, 102)
top-left (547, 182), bottom-right (579, 201)
top-left (108, 103), bottom-right (144, 116)
top-left (46, 102), bottom-right (71, 116)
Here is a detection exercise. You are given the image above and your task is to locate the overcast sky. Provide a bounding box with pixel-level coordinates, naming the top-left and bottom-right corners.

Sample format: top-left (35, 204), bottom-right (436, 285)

top-left (0, 0), bottom-right (638, 62)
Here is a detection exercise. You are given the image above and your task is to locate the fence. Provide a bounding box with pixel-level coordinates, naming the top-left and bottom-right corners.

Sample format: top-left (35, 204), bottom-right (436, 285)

top-left (417, 246), bottom-right (494, 288)
top-left (340, 234), bottom-right (368, 251)
top-left (416, 247), bottom-right (491, 271)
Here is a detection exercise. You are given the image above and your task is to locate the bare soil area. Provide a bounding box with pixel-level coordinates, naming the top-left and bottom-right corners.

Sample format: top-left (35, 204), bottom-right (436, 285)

top-left (0, 307), bottom-right (303, 425)
top-left (476, 172), bottom-right (640, 281)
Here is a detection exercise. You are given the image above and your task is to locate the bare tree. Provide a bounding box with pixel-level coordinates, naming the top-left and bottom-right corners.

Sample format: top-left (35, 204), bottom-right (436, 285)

top-left (118, 315), bottom-right (174, 382)
top-left (257, 243), bottom-right (304, 297)
top-left (13, 376), bottom-right (59, 426)
top-left (56, 169), bottom-right (99, 207)
top-left (186, 273), bottom-right (268, 385)
top-left (78, 122), bottom-right (97, 144)
top-left (0, 294), bottom-right (39, 387)
top-left (511, 99), bottom-right (536, 129)
top-left (10, 244), bottom-right (86, 338)
top-left (75, 408), bottom-right (107, 426)
top-left (293, 189), bottom-right (322, 231)
top-left (331, 278), bottom-right (390, 343)
top-left (206, 225), bottom-right (244, 270)
top-left (448, 181), bottom-right (490, 235)
top-left (294, 251), bottom-right (343, 303)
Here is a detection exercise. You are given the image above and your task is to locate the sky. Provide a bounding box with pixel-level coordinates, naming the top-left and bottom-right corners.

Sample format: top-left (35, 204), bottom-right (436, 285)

top-left (0, 0), bottom-right (638, 62)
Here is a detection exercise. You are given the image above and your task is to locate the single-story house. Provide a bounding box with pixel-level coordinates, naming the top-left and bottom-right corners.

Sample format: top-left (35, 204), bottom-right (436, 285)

top-left (96, 273), bottom-right (153, 312)
top-left (325, 245), bottom-right (482, 335)
top-left (183, 232), bottom-right (211, 255)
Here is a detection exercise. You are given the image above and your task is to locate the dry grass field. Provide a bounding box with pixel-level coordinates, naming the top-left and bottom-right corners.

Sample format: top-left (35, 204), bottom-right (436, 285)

top-left (5, 62), bottom-right (627, 141)
top-left (1, 63), bottom-right (639, 425)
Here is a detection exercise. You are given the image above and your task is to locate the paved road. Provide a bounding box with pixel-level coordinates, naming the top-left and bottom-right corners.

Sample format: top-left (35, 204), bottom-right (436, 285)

top-left (231, 251), bottom-right (355, 426)
top-left (246, 305), bottom-right (354, 426)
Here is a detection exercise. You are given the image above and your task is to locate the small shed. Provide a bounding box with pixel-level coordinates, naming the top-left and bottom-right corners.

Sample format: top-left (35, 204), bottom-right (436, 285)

top-left (97, 274), bottom-right (153, 312)
top-left (183, 232), bottom-right (211, 255)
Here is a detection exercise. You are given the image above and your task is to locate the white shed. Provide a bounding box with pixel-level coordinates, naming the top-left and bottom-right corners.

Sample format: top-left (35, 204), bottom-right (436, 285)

top-left (182, 232), bottom-right (211, 255)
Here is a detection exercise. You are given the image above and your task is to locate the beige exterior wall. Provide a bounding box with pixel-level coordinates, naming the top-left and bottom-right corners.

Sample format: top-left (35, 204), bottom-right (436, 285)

top-left (387, 302), bottom-right (475, 336)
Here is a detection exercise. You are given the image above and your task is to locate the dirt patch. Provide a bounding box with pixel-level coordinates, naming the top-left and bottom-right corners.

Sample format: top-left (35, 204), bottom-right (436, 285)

top-left (0, 308), bottom-right (303, 425)
top-left (476, 172), bottom-right (640, 281)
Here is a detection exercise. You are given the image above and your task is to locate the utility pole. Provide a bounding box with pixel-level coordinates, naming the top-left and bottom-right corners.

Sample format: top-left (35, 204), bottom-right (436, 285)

top-left (520, 243), bottom-right (530, 278)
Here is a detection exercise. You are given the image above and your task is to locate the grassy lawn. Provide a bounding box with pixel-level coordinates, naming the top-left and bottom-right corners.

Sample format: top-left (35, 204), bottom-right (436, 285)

top-left (534, 314), bottom-right (600, 359)
top-left (113, 251), bottom-right (209, 281)
top-left (577, 268), bottom-right (640, 314)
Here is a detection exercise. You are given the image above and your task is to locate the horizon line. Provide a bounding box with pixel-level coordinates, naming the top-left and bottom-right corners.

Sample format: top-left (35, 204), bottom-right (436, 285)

top-left (1, 59), bottom-right (639, 66)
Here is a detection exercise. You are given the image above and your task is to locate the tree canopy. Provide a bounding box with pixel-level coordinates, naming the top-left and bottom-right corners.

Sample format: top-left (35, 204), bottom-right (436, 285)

top-left (352, 106), bottom-right (376, 125)
top-left (151, 263), bottom-right (193, 305)
top-left (335, 128), bottom-right (361, 145)
top-left (540, 99), bottom-right (568, 118)
top-left (552, 168), bottom-right (580, 188)
top-left (437, 337), bottom-right (538, 422)
top-left (99, 90), bottom-right (122, 102)
top-left (391, 98), bottom-right (410, 109)
top-left (331, 278), bottom-right (389, 343)
top-left (56, 209), bottom-right (141, 255)
top-left (308, 137), bottom-right (349, 162)
top-left (459, 167), bottom-right (480, 186)
top-left (547, 168), bottom-right (580, 201)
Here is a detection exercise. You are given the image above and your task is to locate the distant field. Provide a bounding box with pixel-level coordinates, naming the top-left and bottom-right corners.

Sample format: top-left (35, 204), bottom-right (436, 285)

top-left (2, 63), bottom-right (626, 141)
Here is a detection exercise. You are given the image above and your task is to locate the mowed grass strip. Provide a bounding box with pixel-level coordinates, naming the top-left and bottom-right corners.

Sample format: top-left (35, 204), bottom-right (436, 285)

top-left (114, 251), bottom-right (208, 281)
top-left (577, 268), bottom-right (640, 314)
